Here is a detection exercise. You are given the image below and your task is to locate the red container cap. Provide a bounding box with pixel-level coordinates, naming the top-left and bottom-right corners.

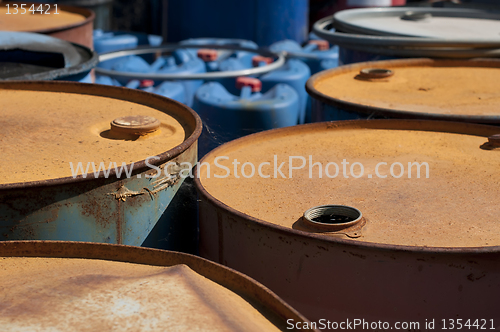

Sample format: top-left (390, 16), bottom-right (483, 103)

top-left (197, 49), bottom-right (218, 62)
top-left (308, 40), bottom-right (329, 51)
top-left (252, 56), bottom-right (273, 67)
top-left (140, 80), bottom-right (155, 88)
top-left (236, 77), bottom-right (262, 92)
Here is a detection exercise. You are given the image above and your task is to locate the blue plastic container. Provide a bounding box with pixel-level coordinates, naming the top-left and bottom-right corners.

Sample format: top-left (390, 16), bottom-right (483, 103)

top-left (257, 59), bottom-right (310, 125)
top-left (269, 39), bottom-right (339, 75)
top-left (168, 0), bottom-right (308, 46)
top-left (155, 50), bottom-right (206, 107)
top-left (193, 79), bottom-right (300, 156)
top-left (180, 38), bottom-right (258, 57)
top-left (126, 79), bottom-right (186, 105)
top-left (95, 75), bottom-right (122, 86)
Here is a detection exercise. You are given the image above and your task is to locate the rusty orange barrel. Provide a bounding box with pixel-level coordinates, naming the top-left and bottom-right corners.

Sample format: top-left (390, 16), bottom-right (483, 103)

top-left (0, 241), bottom-right (316, 331)
top-left (195, 119), bottom-right (500, 327)
top-left (0, 2), bottom-right (94, 49)
top-left (0, 81), bottom-right (201, 252)
top-left (306, 59), bottom-right (500, 124)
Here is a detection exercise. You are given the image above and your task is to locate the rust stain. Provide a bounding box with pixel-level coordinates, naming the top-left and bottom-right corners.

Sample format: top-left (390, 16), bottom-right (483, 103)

top-left (0, 89), bottom-right (186, 185)
top-left (200, 121), bottom-right (500, 248)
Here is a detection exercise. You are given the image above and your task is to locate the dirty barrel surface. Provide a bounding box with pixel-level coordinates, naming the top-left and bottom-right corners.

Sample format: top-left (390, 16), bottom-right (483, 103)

top-left (195, 119), bottom-right (500, 326)
top-left (306, 58), bottom-right (500, 124)
top-left (0, 81), bottom-right (201, 249)
top-left (0, 241), bottom-right (317, 331)
top-left (0, 2), bottom-right (95, 49)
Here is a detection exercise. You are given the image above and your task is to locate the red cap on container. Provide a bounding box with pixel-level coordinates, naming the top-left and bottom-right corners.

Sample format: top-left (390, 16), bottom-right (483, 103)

top-left (252, 56), bottom-right (273, 67)
top-left (308, 40), bottom-right (329, 51)
top-left (140, 80), bottom-right (155, 88)
top-left (236, 77), bottom-right (262, 92)
top-left (197, 49), bottom-right (218, 62)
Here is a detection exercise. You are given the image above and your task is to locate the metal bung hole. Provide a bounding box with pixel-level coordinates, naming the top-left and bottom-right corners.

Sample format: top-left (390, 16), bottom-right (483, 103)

top-left (359, 68), bottom-right (394, 79)
top-left (110, 115), bottom-right (160, 136)
top-left (303, 205), bottom-right (362, 231)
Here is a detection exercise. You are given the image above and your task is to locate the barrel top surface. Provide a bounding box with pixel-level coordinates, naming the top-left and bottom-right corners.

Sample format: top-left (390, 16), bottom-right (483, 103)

top-left (0, 257), bottom-right (281, 331)
top-left (199, 120), bottom-right (500, 248)
top-left (0, 87), bottom-right (187, 185)
top-left (310, 59), bottom-right (500, 118)
top-left (333, 7), bottom-right (500, 40)
top-left (0, 4), bottom-right (86, 32)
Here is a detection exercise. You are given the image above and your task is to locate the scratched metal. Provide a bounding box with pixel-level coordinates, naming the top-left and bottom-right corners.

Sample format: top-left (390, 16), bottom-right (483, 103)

top-left (0, 241), bottom-right (317, 331)
top-left (0, 81), bottom-right (202, 249)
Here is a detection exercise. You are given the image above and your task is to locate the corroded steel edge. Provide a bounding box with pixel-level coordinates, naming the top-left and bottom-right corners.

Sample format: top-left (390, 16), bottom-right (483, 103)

top-left (0, 240), bottom-right (318, 332)
top-left (305, 58), bottom-right (500, 123)
top-left (0, 81), bottom-right (203, 190)
top-left (194, 118), bottom-right (500, 254)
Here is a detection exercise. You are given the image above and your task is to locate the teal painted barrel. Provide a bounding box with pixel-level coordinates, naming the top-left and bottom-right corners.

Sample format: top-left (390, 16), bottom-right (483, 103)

top-left (0, 81), bottom-right (201, 251)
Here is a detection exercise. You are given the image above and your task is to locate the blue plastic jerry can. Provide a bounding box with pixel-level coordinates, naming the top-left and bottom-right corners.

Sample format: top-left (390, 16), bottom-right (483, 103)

top-left (193, 77), bottom-right (299, 157)
top-left (94, 33), bottom-right (139, 70)
top-left (125, 79), bottom-right (186, 105)
top-left (155, 49), bottom-right (206, 107)
top-left (254, 57), bottom-right (310, 125)
top-left (269, 39), bottom-right (339, 75)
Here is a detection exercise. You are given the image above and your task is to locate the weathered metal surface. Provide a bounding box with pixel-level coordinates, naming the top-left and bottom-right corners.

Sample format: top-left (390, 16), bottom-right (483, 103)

top-left (0, 81), bottom-right (202, 248)
top-left (0, 2), bottom-right (95, 49)
top-left (195, 119), bottom-right (500, 324)
top-left (306, 58), bottom-right (500, 124)
top-left (0, 241), bottom-right (317, 331)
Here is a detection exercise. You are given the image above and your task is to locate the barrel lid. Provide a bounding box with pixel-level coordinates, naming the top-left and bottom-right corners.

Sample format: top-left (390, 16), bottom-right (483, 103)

top-left (0, 241), bottom-right (306, 331)
top-left (198, 120), bottom-right (500, 249)
top-left (333, 7), bottom-right (500, 41)
top-left (0, 81), bottom-right (201, 188)
top-left (0, 31), bottom-right (97, 80)
top-left (0, 2), bottom-right (86, 33)
top-left (307, 58), bottom-right (500, 123)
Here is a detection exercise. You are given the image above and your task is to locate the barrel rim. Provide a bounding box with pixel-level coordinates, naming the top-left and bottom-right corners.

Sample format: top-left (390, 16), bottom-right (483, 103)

top-left (1, 2), bottom-right (96, 34)
top-left (0, 31), bottom-right (99, 81)
top-left (194, 119), bottom-right (500, 254)
top-left (0, 240), bottom-right (317, 331)
top-left (0, 81), bottom-right (203, 190)
top-left (306, 58), bottom-right (500, 123)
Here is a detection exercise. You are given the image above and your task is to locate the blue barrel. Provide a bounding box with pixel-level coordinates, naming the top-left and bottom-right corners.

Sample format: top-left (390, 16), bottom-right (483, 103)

top-left (0, 81), bottom-right (202, 252)
top-left (168, 0), bottom-right (308, 46)
top-left (257, 59), bottom-right (310, 125)
top-left (193, 77), bottom-right (299, 156)
top-left (0, 31), bottom-right (97, 83)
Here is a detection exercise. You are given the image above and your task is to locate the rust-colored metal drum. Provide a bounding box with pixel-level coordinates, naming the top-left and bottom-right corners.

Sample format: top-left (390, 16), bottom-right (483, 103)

top-left (0, 241), bottom-right (317, 331)
top-left (0, 81), bottom-right (201, 251)
top-left (0, 2), bottom-right (94, 49)
top-left (195, 120), bottom-right (500, 327)
top-left (306, 59), bottom-right (500, 124)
